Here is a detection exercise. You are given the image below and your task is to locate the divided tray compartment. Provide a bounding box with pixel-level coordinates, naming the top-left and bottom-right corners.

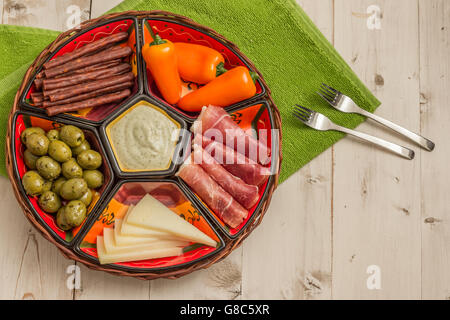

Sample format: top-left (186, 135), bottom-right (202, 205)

top-left (6, 11), bottom-right (282, 280)
top-left (73, 179), bottom-right (225, 274)
top-left (9, 111), bottom-right (115, 247)
top-left (20, 16), bottom-right (143, 126)
top-left (141, 17), bottom-right (266, 123)
top-left (99, 94), bottom-right (190, 179)
top-left (178, 101), bottom-right (280, 239)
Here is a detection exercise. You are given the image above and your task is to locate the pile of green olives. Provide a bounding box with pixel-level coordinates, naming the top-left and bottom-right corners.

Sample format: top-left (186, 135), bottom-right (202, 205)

top-left (20, 125), bottom-right (105, 231)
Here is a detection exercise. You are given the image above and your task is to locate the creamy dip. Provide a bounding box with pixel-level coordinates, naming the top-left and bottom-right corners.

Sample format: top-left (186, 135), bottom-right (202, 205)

top-left (108, 102), bottom-right (180, 171)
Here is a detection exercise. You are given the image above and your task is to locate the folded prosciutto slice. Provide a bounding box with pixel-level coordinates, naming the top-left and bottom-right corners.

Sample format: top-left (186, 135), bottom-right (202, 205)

top-left (177, 161), bottom-right (248, 228)
top-left (193, 145), bottom-right (260, 209)
top-left (192, 105), bottom-right (271, 165)
top-left (193, 134), bottom-right (271, 186)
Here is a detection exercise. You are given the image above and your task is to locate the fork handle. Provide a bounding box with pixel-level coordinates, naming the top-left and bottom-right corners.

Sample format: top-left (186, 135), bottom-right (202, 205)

top-left (335, 125), bottom-right (415, 160)
top-left (357, 109), bottom-right (435, 151)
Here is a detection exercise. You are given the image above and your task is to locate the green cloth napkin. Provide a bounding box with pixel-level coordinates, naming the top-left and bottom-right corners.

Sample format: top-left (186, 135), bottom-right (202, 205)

top-left (0, 0), bottom-right (380, 182)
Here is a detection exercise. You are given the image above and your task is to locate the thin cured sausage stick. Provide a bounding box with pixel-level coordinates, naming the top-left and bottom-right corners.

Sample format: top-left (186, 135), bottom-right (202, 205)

top-left (46, 72), bottom-right (134, 102)
top-left (34, 78), bottom-right (44, 90)
top-left (34, 60), bottom-right (121, 91)
top-left (55, 59), bottom-right (121, 78)
top-left (42, 81), bottom-right (133, 108)
top-left (45, 89), bottom-right (131, 116)
top-left (42, 63), bottom-right (131, 91)
top-left (31, 92), bottom-right (44, 103)
top-left (43, 32), bottom-right (129, 70)
top-left (44, 46), bottom-right (132, 78)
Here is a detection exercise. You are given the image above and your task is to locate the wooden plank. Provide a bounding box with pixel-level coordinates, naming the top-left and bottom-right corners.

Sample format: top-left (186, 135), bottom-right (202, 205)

top-left (419, 0), bottom-right (450, 300)
top-left (0, 0), bottom-right (91, 300)
top-left (0, 182), bottom-right (74, 299)
top-left (150, 249), bottom-right (243, 300)
top-left (74, 264), bottom-right (150, 300)
top-left (241, 0), bottom-right (333, 300)
top-left (2, 0), bottom-right (90, 31)
top-left (332, 0), bottom-right (422, 299)
top-left (0, 0), bottom-right (4, 23)
top-left (90, 0), bottom-right (122, 18)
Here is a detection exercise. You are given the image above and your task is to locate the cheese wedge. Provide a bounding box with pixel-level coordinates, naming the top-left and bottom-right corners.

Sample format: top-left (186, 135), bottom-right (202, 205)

top-left (127, 194), bottom-right (217, 247)
top-left (97, 236), bottom-right (182, 265)
top-left (103, 228), bottom-right (189, 254)
top-left (114, 219), bottom-right (162, 245)
top-left (121, 205), bottom-right (175, 239)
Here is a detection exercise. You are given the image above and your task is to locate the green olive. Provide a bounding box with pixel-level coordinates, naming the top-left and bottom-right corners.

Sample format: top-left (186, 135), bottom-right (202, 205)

top-left (23, 149), bottom-right (39, 170)
top-left (60, 125), bottom-right (85, 147)
top-left (77, 150), bottom-right (102, 170)
top-left (82, 170), bottom-right (104, 189)
top-left (22, 171), bottom-right (45, 196)
top-left (38, 191), bottom-right (61, 214)
top-left (21, 127), bottom-right (45, 144)
top-left (42, 180), bottom-right (52, 193)
top-left (25, 134), bottom-right (49, 156)
top-left (56, 207), bottom-right (71, 231)
top-left (36, 156), bottom-right (61, 181)
top-left (77, 189), bottom-right (93, 207)
top-left (51, 177), bottom-right (66, 195)
top-left (64, 200), bottom-right (87, 227)
top-left (48, 140), bottom-right (72, 162)
top-left (46, 129), bottom-right (60, 141)
top-left (61, 158), bottom-right (83, 179)
top-left (60, 178), bottom-right (88, 200)
top-left (71, 140), bottom-right (90, 157)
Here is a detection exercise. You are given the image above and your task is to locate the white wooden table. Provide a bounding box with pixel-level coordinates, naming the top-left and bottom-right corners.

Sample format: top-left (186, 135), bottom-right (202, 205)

top-left (0, 0), bottom-right (448, 300)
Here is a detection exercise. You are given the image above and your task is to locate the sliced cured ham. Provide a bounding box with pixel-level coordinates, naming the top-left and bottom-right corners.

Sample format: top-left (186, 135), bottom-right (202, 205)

top-left (192, 145), bottom-right (260, 209)
top-left (177, 161), bottom-right (248, 229)
top-left (192, 105), bottom-right (271, 165)
top-left (193, 134), bottom-right (271, 186)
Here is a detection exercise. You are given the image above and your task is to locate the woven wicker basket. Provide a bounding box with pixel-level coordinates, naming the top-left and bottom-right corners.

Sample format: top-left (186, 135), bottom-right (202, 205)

top-left (5, 11), bottom-right (282, 280)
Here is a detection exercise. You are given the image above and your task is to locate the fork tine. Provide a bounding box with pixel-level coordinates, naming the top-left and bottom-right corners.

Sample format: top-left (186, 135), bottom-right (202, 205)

top-left (292, 111), bottom-right (310, 123)
top-left (317, 89), bottom-right (334, 103)
top-left (292, 110), bottom-right (308, 122)
top-left (293, 107), bottom-right (310, 119)
top-left (321, 83), bottom-right (338, 93)
top-left (293, 109), bottom-right (309, 120)
top-left (319, 83), bottom-right (337, 97)
top-left (293, 105), bottom-right (312, 121)
top-left (295, 104), bottom-right (314, 115)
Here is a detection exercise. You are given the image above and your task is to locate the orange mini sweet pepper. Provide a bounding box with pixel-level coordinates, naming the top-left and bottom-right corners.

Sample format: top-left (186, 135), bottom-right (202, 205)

top-left (177, 66), bottom-right (258, 112)
top-left (174, 42), bottom-right (226, 84)
top-left (142, 35), bottom-right (182, 104)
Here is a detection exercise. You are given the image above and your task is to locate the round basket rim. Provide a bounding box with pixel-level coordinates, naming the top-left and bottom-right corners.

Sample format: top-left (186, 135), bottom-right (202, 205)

top-left (5, 10), bottom-right (283, 280)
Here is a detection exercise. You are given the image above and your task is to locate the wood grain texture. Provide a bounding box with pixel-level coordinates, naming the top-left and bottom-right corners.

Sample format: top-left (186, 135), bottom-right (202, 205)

top-left (0, 0), bottom-right (3, 23)
top-left (419, 0), bottom-right (450, 300)
top-left (241, 0), bottom-right (333, 300)
top-left (0, 0), bottom-right (91, 300)
top-left (2, 0), bottom-right (90, 30)
top-left (74, 264), bottom-right (150, 300)
top-left (0, 0), bottom-right (449, 300)
top-left (332, 0), bottom-right (422, 299)
top-left (0, 182), bottom-right (74, 299)
top-left (90, 0), bottom-right (122, 18)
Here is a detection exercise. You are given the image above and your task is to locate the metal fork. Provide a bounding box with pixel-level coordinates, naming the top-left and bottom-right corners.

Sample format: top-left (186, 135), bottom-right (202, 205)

top-left (317, 83), bottom-right (435, 151)
top-left (293, 105), bottom-right (415, 160)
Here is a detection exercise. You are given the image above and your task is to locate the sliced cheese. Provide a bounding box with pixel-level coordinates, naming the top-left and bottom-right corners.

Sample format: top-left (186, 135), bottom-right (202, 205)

top-left (127, 194), bottom-right (217, 247)
top-left (97, 236), bottom-right (182, 265)
top-left (114, 219), bottom-right (161, 246)
top-left (103, 228), bottom-right (189, 254)
top-left (113, 219), bottom-right (189, 248)
top-left (121, 205), bottom-right (175, 239)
